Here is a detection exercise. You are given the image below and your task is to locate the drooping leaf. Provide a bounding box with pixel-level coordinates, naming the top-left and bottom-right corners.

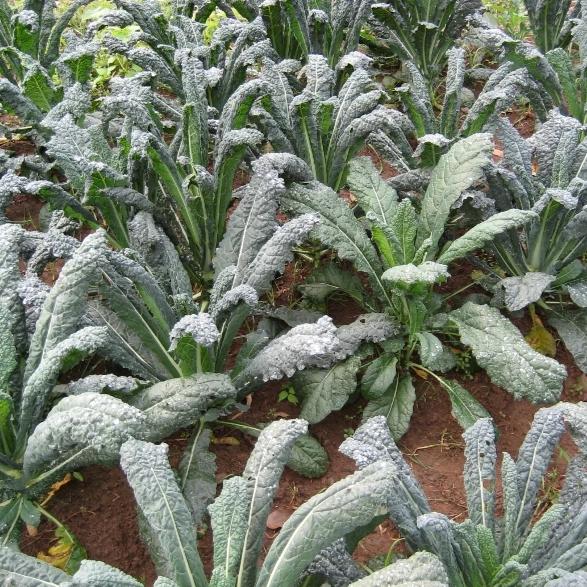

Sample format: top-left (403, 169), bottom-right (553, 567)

top-left (128, 374), bottom-right (237, 439)
top-left (335, 314), bottom-right (398, 359)
top-left (19, 326), bottom-right (111, 439)
top-left (23, 393), bottom-right (148, 479)
top-left (500, 272), bottom-right (556, 311)
top-left (238, 316), bottom-right (341, 384)
top-left (120, 439), bottom-right (207, 586)
top-left (450, 302), bottom-right (566, 403)
top-left (340, 416), bottom-right (430, 547)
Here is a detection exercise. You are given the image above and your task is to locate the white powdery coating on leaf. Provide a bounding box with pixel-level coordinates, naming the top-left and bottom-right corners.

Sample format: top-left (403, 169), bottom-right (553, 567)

top-left (501, 272), bottom-right (555, 311)
top-left (414, 134), bottom-right (452, 158)
top-left (245, 316), bottom-right (341, 381)
top-left (340, 416), bottom-right (394, 469)
top-left (382, 262), bottom-right (450, 286)
top-left (24, 392), bottom-right (148, 476)
top-left (65, 374), bottom-right (145, 395)
top-left (13, 10), bottom-right (38, 29)
top-left (336, 51), bottom-right (372, 71)
top-left (335, 314), bottom-right (398, 359)
top-left (0, 170), bottom-right (28, 204)
top-left (169, 313), bottom-right (220, 350)
top-left (17, 275), bottom-right (49, 336)
top-left (210, 284), bottom-right (258, 320)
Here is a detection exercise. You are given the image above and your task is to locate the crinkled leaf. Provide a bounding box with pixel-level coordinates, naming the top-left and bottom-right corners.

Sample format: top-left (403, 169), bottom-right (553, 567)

top-left (462, 418), bottom-right (496, 530)
top-left (438, 210), bottom-right (538, 265)
top-left (501, 273), bottom-right (556, 312)
top-left (568, 281), bottom-right (587, 308)
top-left (209, 476), bottom-right (248, 587)
top-left (128, 374), bottom-right (237, 440)
top-left (349, 551), bottom-right (449, 586)
top-left (257, 462), bottom-right (394, 587)
top-left (239, 316), bottom-right (340, 383)
top-left (19, 326), bottom-right (110, 438)
top-left (235, 419), bottom-right (309, 587)
top-left (418, 134), bottom-right (493, 253)
top-left (120, 439), bottom-right (207, 586)
top-left (0, 547), bottom-right (69, 586)
top-left (336, 314), bottom-right (398, 359)
top-left (178, 421), bottom-right (216, 526)
top-left (450, 302), bottom-right (566, 403)
top-left (23, 393), bottom-right (148, 479)
top-left (340, 416), bottom-right (430, 546)
top-left (68, 560), bottom-right (142, 586)
top-left (382, 262), bottom-right (449, 287)
top-left (25, 231), bottom-right (108, 381)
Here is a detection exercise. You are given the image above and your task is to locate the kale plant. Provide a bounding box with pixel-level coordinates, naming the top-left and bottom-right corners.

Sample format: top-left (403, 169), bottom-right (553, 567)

top-left (0, 0), bottom-right (100, 129)
top-left (0, 224), bottom-right (237, 547)
top-left (523, 0), bottom-right (582, 53)
top-left (227, 0), bottom-right (374, 65)
top-left (478, 113), bottom-right (587, 373)
top-left (384, 46), bottom-right (554, 168)
top-left (365, 0), bottom-right (482, 82)
top-left (36, 71), bottom-right (266, 280)
top-left (102, 2), bottom-right (273, 109)
top-left (340, 407), bottom-right (587, 586)
top-left (252, 54), bottom-right (413, 189)
top-left (281, 136), bottom-right (566, 438)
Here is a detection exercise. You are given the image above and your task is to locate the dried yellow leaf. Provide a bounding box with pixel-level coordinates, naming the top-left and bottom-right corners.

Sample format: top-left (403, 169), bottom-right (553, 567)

top-left (525, 324), bottom-right (556, 357)
top-left (40, 473), bottom-right (73, 507)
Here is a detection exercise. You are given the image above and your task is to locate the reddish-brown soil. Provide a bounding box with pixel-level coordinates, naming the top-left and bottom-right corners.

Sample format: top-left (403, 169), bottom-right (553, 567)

top-left (5, 193), bottom-right (44, 230)
top-left (507, 106), bottom-right (537, 138)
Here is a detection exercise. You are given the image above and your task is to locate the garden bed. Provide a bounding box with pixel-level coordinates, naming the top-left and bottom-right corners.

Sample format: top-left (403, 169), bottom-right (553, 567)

top-left (2, 0), bottom-right (587, 585)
